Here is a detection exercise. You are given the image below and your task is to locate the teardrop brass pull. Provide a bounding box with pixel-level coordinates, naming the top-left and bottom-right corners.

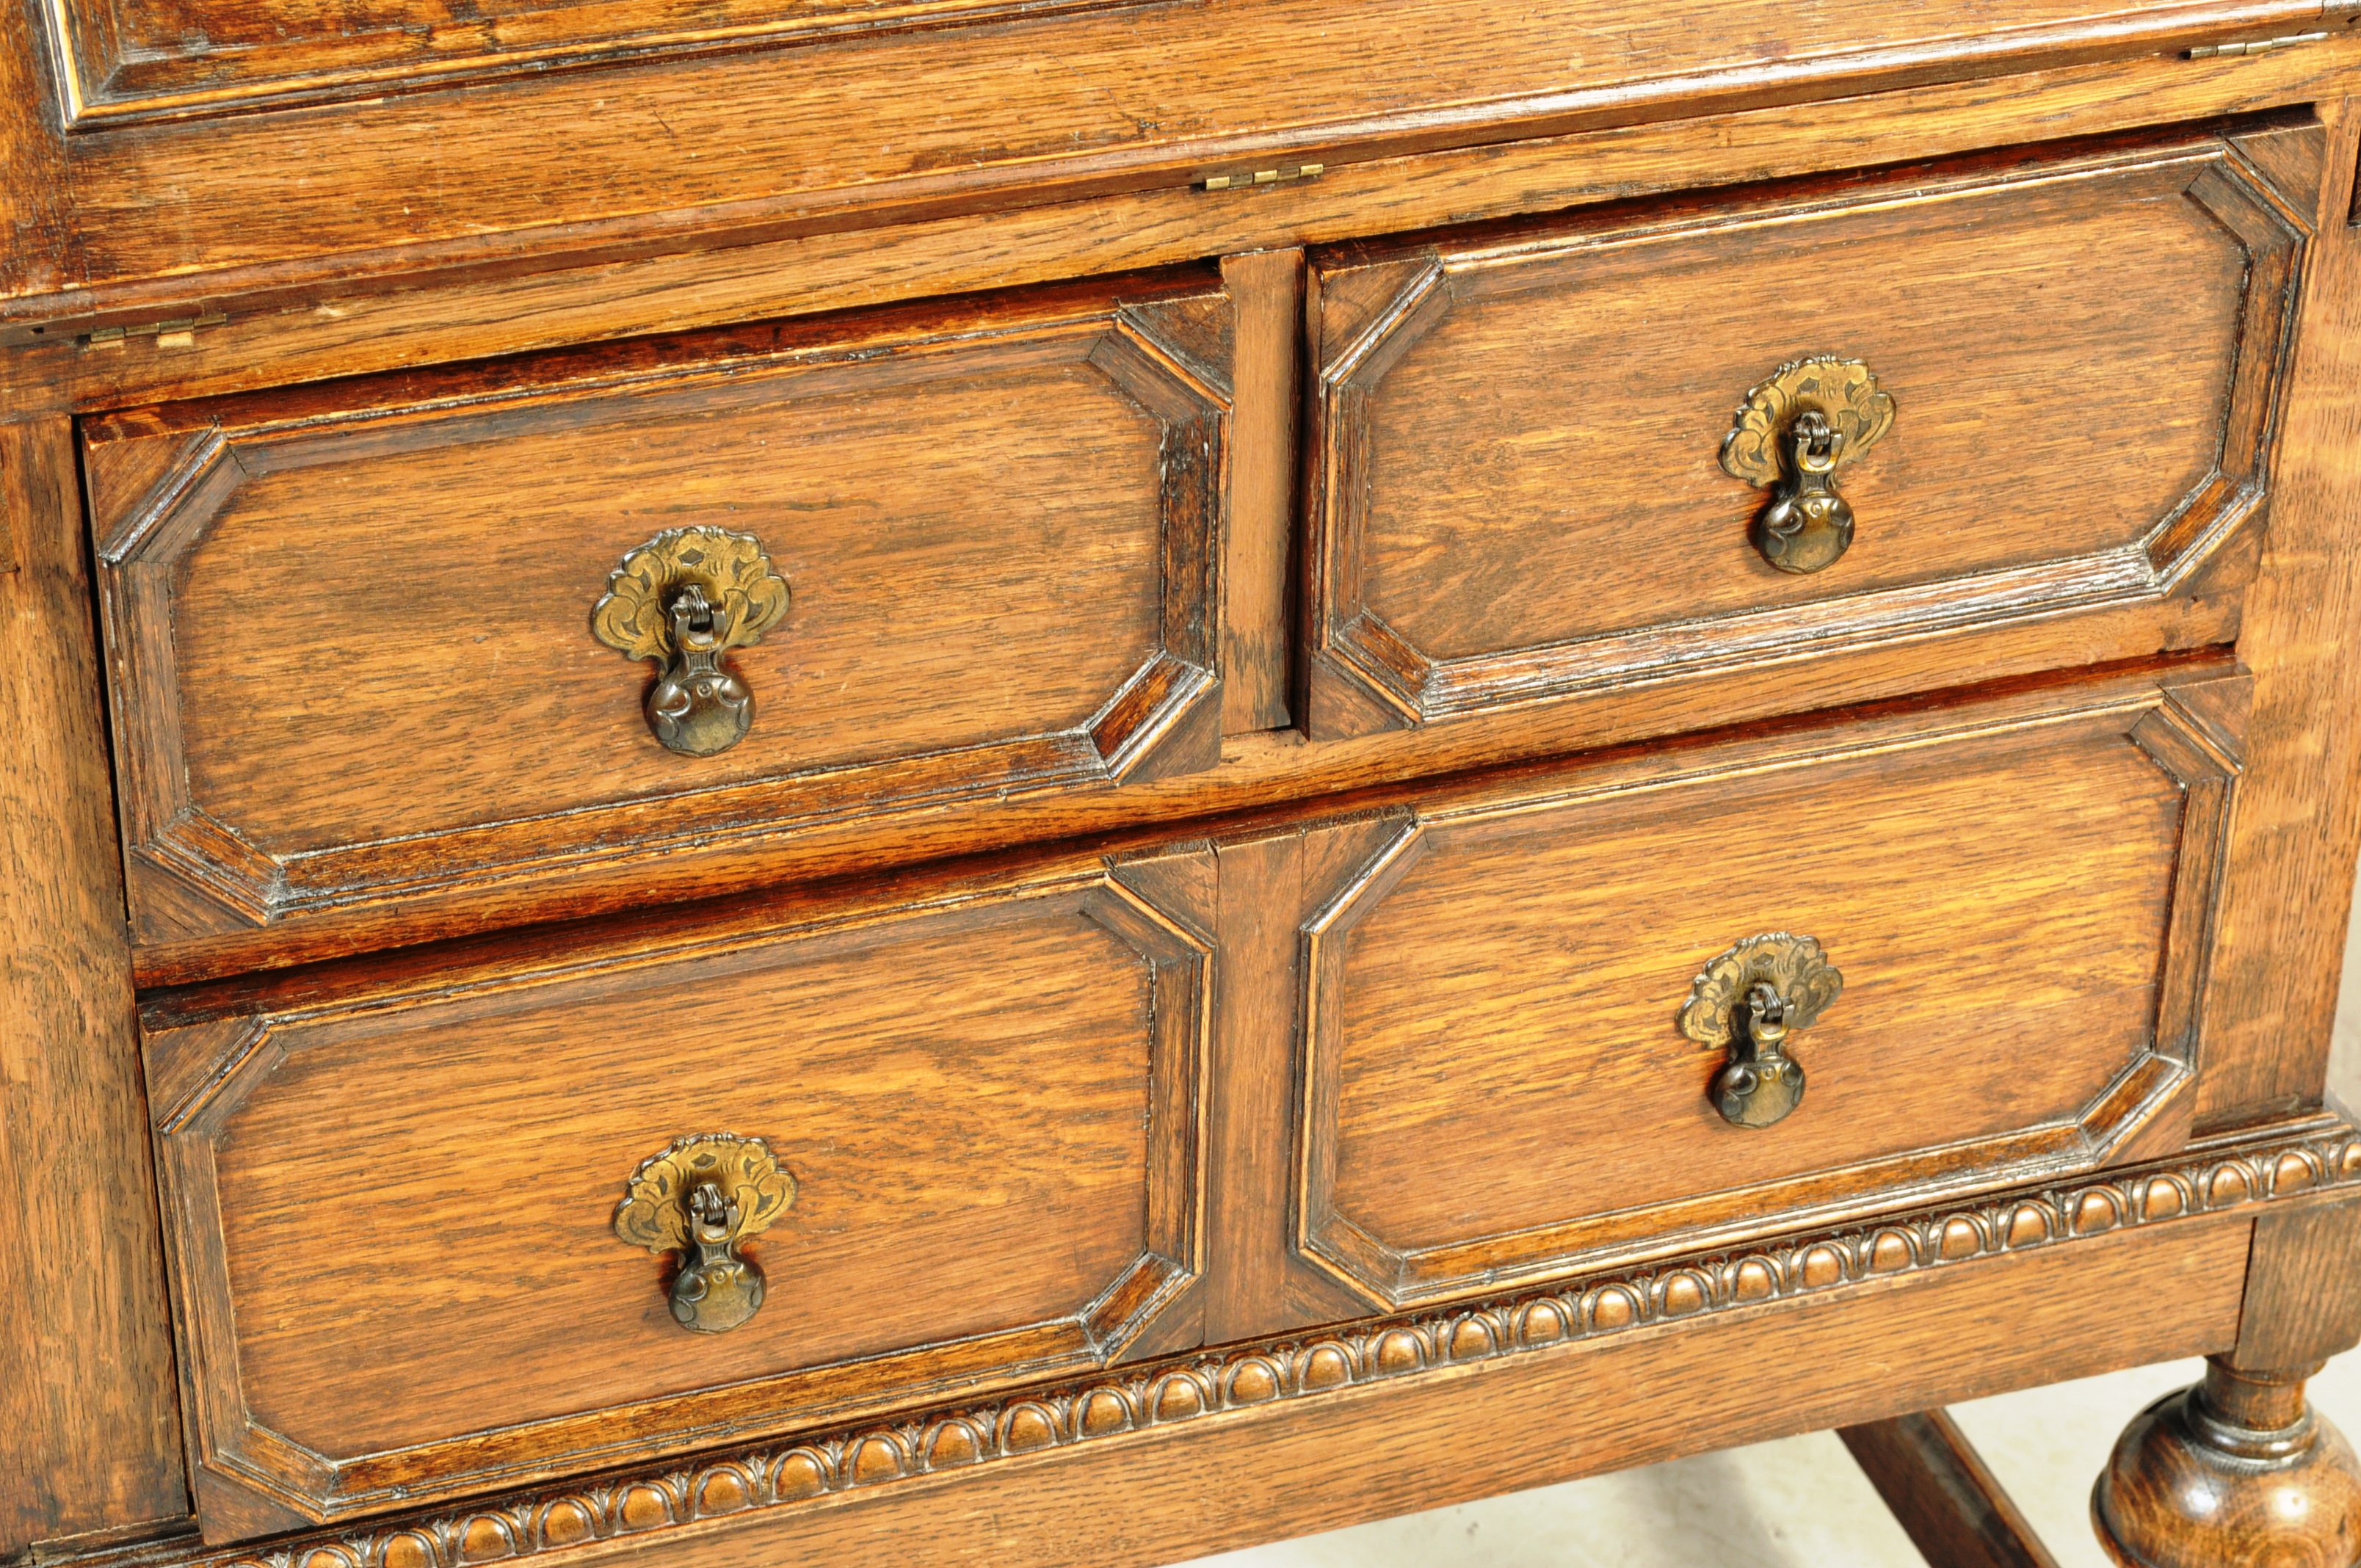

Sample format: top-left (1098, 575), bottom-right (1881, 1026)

top-left (1719, 357), bottom-right (1896, 575)
top-left (613, 1133), bottom-right (797, 1334)
top-left (1677, 933), bottom-right (1844, 1130)
top-left (590, 526), bottom-right (791, 757)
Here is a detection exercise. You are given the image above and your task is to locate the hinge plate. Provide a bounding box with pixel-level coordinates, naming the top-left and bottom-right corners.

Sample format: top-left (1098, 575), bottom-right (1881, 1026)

top-left (1197, 162), bottom-right (1324, 192)
top-left (79, 311), bottom-right (227, 350)
top-left (2187, 30), bottom-right (2329, 57)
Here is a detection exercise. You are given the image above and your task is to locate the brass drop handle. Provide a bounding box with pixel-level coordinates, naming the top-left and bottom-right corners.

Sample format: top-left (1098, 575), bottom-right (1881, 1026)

top-left (1719, 357), bottom-right (1896, 575)
top-left (1678, 933), bottom-right (1845, 1130)
top-left (590, 526), bottom-right (791, 757)
top-left (613, 1133), bottom-right (797, 1334)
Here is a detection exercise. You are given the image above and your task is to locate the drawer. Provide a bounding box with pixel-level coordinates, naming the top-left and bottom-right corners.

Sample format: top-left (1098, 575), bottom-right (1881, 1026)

top-left (84, 273), bottom-right (1233, 942)
top-left (1287, 662), bottom-right (2242, 1308)
top-left (141, 844), bottom-right (1211, 1535)
top-left (1301, 123), bottom-right (2316, 737)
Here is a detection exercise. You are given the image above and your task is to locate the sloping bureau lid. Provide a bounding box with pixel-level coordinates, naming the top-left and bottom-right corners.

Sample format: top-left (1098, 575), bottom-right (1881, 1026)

top-left (0, 0), bottom-right (2348, 320)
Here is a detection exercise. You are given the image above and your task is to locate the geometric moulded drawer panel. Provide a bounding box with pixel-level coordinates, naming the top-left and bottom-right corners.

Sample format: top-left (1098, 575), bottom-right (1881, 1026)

top-left (141, 846), bottom-right (1210, 1537)
top-left (85, 273), bottom-right (1231, 941)
top-left (1292, 665), bottom-right (2241, 1307)
top-left (1302, 126), bottom-right (2312, 736)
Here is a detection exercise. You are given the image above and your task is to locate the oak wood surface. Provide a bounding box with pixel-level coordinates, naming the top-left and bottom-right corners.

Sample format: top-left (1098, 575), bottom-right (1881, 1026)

top-left (1290, 667), bottom-right (2235, 1304)
top-left (1300, 128), bottom-right (2307, 735)
top-left (124, 627), bottom-right (2249, 992)
top-left (2095, 1357), bottom-right (2361, 1568)
top-left (1838, 1409), bottom-right (2062, 1568)
top-left (2198, 99), bottom-right (2361, 1127)
top-left (182, 1215), bottom-right (2260, 1568)
top-left (0, 418), bottom-right (189, 1557)
top-left (84, 274), bottom-right (1230, 942)
top-left (6, 2), bottom-right (2346, 322)
top-left (148, 847), bottom-right (1211, 1531)
top-left (1215, 249), bottom-right (1301, 735)
top-left (2, 50), bottom-right (2354, 426)
top-left (66, 1106), bottom-right (2355, 1568)
top-left (51, 0), bottom-right (1139, 120)
top-left (2227, 1200), bottom-right (2361, 1368)
top-left (3, 10), bottom-right (2360, 1559)
top-left (1199, 824), bottom-right (1394, 1344)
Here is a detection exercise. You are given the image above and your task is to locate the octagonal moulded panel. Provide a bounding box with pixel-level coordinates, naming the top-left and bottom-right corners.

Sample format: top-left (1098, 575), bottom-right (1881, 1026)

top-left (1290, 664), bottom-right (2242, 1308)
top-left (84, 273), bottom-right (1231, 943)
top-left (142, 846), bottom-right (1212, 1538)
top-left (1301, 125), bottom-right (2313, 738)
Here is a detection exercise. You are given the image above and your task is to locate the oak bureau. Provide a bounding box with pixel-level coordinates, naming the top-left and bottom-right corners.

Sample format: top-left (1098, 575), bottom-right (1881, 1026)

top-left (6, 4), bottom-right (2361, 1567)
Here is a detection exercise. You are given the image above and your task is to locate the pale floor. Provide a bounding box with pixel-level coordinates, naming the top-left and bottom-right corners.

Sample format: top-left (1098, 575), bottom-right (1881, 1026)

top-left (1190, 876), bottom-right (2361, 1568)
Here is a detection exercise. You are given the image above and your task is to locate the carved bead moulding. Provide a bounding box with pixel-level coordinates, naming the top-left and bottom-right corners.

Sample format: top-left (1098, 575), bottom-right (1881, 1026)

top-left (152, 1122), bottom-right (2361, 1568)
top-left (613, 1133), bottom-right (797, 1334)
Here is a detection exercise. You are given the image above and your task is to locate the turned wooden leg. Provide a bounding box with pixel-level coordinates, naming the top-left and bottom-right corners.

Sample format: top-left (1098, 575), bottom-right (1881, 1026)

top-left (2094, 1360), bottom-right (2361, 1568)
top-left (2094, 1203), bottom-right (2361, 1568)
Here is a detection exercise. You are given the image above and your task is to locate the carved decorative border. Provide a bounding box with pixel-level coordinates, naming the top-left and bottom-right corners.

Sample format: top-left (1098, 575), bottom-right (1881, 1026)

top-left (109, 1121), bottom-right (2360, 1568)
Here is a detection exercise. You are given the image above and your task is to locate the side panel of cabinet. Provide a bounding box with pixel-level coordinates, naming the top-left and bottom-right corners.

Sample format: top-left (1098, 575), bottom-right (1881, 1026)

top-left (2200, 100), bottom-right (2361, 1124)
top-left (0, 417), bottom-right (188, 1556)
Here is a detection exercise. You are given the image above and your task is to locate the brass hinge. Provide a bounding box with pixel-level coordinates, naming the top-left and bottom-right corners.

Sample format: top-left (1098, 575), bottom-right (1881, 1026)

top-left (79, 311), bottom-right (227, 350)
top-left (2186, 30), bottom-right (2329, 57)
top-left (1196, 163), bottom-right (1324, 192)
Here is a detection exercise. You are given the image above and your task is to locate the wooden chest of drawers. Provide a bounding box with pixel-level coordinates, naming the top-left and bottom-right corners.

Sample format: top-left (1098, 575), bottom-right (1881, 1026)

top-left (7, 6), bottom-right (2361, 1568)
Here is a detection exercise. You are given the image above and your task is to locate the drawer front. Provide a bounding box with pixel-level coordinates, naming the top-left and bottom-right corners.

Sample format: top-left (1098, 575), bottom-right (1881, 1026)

top-left (1290, 665), bottom-right (2241, 1308)
top-left (85, 275), bottom-right (1231, 941)
top-left (142, 847), bottom-right (1211, 1531)
top-left (1302, 124), bottom-right (2315, 737)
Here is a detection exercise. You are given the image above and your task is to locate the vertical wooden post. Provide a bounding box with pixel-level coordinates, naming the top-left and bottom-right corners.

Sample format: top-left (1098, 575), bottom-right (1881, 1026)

top-left (0, 416), bottom-right (189, 1556)
top-left (1218, 248), bottom-right (1305, 736)
top-left (2199, 101), bottom-right (2361, 1122)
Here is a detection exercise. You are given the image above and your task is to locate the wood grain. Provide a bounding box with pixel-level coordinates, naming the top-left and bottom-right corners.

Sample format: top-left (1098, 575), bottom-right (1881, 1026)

top-left (0, 418), bottom-right (190, 1558)
top-left (148, 849), bottom-right (1211, 1531)
top-left (84, 275), bottom-right (1230, 940)
top-left (2199, 100), bottom-right (2361, 1127)
top-left (2227, 1199), bottom-right (2361, 1368)
top-left (1200, 822), bottom-right (1394, 1345)
top-left (2095, 1357), bottom-right (2361, 1568)
top-left (53, 0), bottom-right (1142, 122)
top-left (1216, 249), bottom-right (1301, 734)
top-left (1292, 667), bottom-right (2235, 1303)
top-left (1302, 131), bottom-right (2303, 735)
top-left (7, 1), bottom-right (2343, 322)
top-left (1, 52), bottom-right (2352, 426)
top-left (1840, 1409), bottom-right (2062, 1568)
top-left (131, 1210), bottom-right (2268, 1568)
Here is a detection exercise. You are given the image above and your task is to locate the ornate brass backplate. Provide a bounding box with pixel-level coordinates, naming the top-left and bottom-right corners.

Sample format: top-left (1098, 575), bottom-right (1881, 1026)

top-left (613, 1133), bottom-right (797, 1334)
top-left (1678, 933), bottom-right (1844, 1130)
top-left (1719, 357), bottom-right (1896, 575)
top-left (590, 526), bottom-right (791, 758)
